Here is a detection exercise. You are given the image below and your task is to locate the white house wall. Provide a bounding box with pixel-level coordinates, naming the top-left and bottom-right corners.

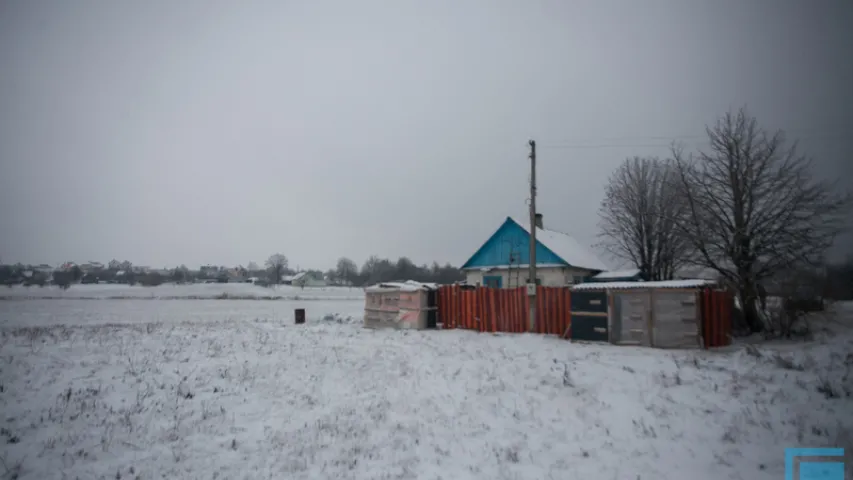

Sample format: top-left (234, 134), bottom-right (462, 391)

top-left (465, 266), bottom-right (595, 288)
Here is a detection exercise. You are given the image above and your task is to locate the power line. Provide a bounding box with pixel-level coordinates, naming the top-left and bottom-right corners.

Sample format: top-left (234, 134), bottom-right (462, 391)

top-left (539, 142), bottom-right (688, 150)
top-left (539, 129), bottom-right (852, 150)
top-left (547, 133), bottom-right (707, 144)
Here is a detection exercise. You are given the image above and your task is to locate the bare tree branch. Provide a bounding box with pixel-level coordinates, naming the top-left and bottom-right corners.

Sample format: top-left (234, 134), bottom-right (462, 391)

top-left (597, 156), bottom-right (693, 280)
top-left (670, 108), bottom-right (851, 332)
top-left (265, 254), bottom-right (288, 284)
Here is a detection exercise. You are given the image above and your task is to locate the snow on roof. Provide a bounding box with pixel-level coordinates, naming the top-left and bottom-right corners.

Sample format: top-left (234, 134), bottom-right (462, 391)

top-left (291, 272), bottom-right (307, 281)
top-left (572, 279), bottom-right (714, 291)
top-left (675, 267), bottom-right (720, 280)
top-left (592, 269), bottom-right (642, 280)
top-left (513, 218), bottom-right (609, 271)
top-left (365, 280), bottom-right (438, 293)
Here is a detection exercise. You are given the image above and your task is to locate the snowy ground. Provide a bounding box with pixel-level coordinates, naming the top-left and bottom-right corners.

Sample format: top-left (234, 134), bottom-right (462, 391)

top-left (0, 301), bottom-right (851, 479)
top-left (0, 283), bottom-right (364, 301)
top-left (0, 299), bottom-right (365, 329)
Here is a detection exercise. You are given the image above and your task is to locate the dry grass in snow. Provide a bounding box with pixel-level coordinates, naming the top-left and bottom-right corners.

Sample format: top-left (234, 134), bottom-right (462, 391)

top-left (0, 302), bottom-right (851, 480)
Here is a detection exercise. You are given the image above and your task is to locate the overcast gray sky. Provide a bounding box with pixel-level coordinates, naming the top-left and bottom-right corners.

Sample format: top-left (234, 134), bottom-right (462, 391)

top-left (1, 1), bottom-right (851, 270)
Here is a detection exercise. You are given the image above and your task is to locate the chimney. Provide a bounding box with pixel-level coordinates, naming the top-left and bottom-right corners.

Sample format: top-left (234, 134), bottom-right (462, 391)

top-left (534, 213), bottom-right (543, 229)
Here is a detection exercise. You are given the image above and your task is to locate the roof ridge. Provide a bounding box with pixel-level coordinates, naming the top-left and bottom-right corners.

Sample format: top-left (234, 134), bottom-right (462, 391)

top-left (511, 216), bottom-right (575, 237)
top-left (497, 216), bottom-right (609, 271)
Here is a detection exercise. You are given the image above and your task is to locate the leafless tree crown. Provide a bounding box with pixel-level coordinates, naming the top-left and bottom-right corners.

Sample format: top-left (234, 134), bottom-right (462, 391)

top-left (265, 253), bottom-right (289, 284)
top-left (671, 108), bottom-right (850, 331)
top-left (672, 108), bottom-right (849, 280)
top-left (597, 156), bottom-right (691, 280)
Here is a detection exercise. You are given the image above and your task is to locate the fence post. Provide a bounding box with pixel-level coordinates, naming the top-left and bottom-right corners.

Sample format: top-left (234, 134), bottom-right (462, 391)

top-left (700, 289), bottom-right (714, 348)
top-left (563, 288), bottom-right (572, 339)
top-left (607, 290), bottom-right (614, 344)
top-left (490, 288), bottom-right (498, 333)
top-left (724, 291), bottom-right (733, 346)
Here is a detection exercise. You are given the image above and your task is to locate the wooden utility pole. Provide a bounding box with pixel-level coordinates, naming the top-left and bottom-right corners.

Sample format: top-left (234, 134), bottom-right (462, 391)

top-left (528, 139), bottom-right (537, 332)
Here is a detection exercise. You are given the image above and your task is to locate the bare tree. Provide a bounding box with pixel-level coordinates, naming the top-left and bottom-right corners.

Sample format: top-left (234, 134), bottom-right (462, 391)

top-left (671, 108), bottom-right (850, 333)
top-left (598, 156), bottom-right (692, 280)
top-left (325, 268), bottom-right (337, 285)
top-left (172, 264), bottom-right (190, 284)
top-left (335, 257), bottom-right (358, 286)
top-left (265, 254), bottom-right (289, 284)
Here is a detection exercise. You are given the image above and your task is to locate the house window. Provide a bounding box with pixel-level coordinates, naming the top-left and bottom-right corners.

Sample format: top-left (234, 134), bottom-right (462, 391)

top-left (483, 275), bottom-right (502, 288)
top-left (573, 276), bottom-right (584, 285)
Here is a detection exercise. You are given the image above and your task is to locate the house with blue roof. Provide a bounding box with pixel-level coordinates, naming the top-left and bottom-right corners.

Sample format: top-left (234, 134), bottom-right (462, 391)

top-left (460, 215), bottom-right (609, 288)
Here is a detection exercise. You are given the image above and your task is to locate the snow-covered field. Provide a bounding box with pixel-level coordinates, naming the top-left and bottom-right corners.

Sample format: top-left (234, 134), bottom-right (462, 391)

top-left (0, 283), bottom-right (364, 301)
top-left (0, 299), bottom-right (366, 328)
top-left (0, 300), bottom-right (851, 479)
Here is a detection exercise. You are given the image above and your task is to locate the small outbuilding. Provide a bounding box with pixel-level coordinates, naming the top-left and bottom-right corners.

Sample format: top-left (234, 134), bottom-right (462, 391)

top-left (570, 279), bottom-right (732, 349)
top-left (364, 281), bottom-right (438, 330)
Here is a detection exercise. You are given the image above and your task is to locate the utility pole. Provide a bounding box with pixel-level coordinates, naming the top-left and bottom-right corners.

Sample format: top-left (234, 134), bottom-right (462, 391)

top-left (528, 139), bottom-right (537, 333)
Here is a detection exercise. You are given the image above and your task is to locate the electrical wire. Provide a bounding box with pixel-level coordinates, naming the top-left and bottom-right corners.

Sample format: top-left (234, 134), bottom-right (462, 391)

top-left (538, 129), bottom-right (851, 150)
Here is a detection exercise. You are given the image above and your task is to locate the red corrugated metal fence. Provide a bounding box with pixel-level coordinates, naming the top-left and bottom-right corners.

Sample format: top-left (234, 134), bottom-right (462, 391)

top-left (438, 285), bottom-right (734, 348)
top-left (701, 289), bottom-right (734, 348)
top-left (437, 285), bottom-right (571, 337)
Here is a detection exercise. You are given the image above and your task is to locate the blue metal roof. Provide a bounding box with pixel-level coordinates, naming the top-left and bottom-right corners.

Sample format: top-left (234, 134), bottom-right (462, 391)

top-left (461, 217), bottom-right (595, 270)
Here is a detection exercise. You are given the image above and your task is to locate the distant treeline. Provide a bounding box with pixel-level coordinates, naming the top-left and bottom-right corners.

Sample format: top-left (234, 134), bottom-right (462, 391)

top-left (343, 256), bottom-right (465, 286)
top-left (0, 255), bottom-right (466, 288)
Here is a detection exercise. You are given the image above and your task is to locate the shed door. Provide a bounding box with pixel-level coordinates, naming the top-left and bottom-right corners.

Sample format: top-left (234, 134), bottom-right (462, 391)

top-left (569, 290), bottom-right (609, 342)
top-left (570, 290), bottom-right (608, 314)
top-left (652, 291), bottom-right (700, 348)
top-left (612, 291), bottom-right (652, 346)
top-left (571, 315), bottom-right (609, 342)
top-left (483, 275), bottom-right (502, 288)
